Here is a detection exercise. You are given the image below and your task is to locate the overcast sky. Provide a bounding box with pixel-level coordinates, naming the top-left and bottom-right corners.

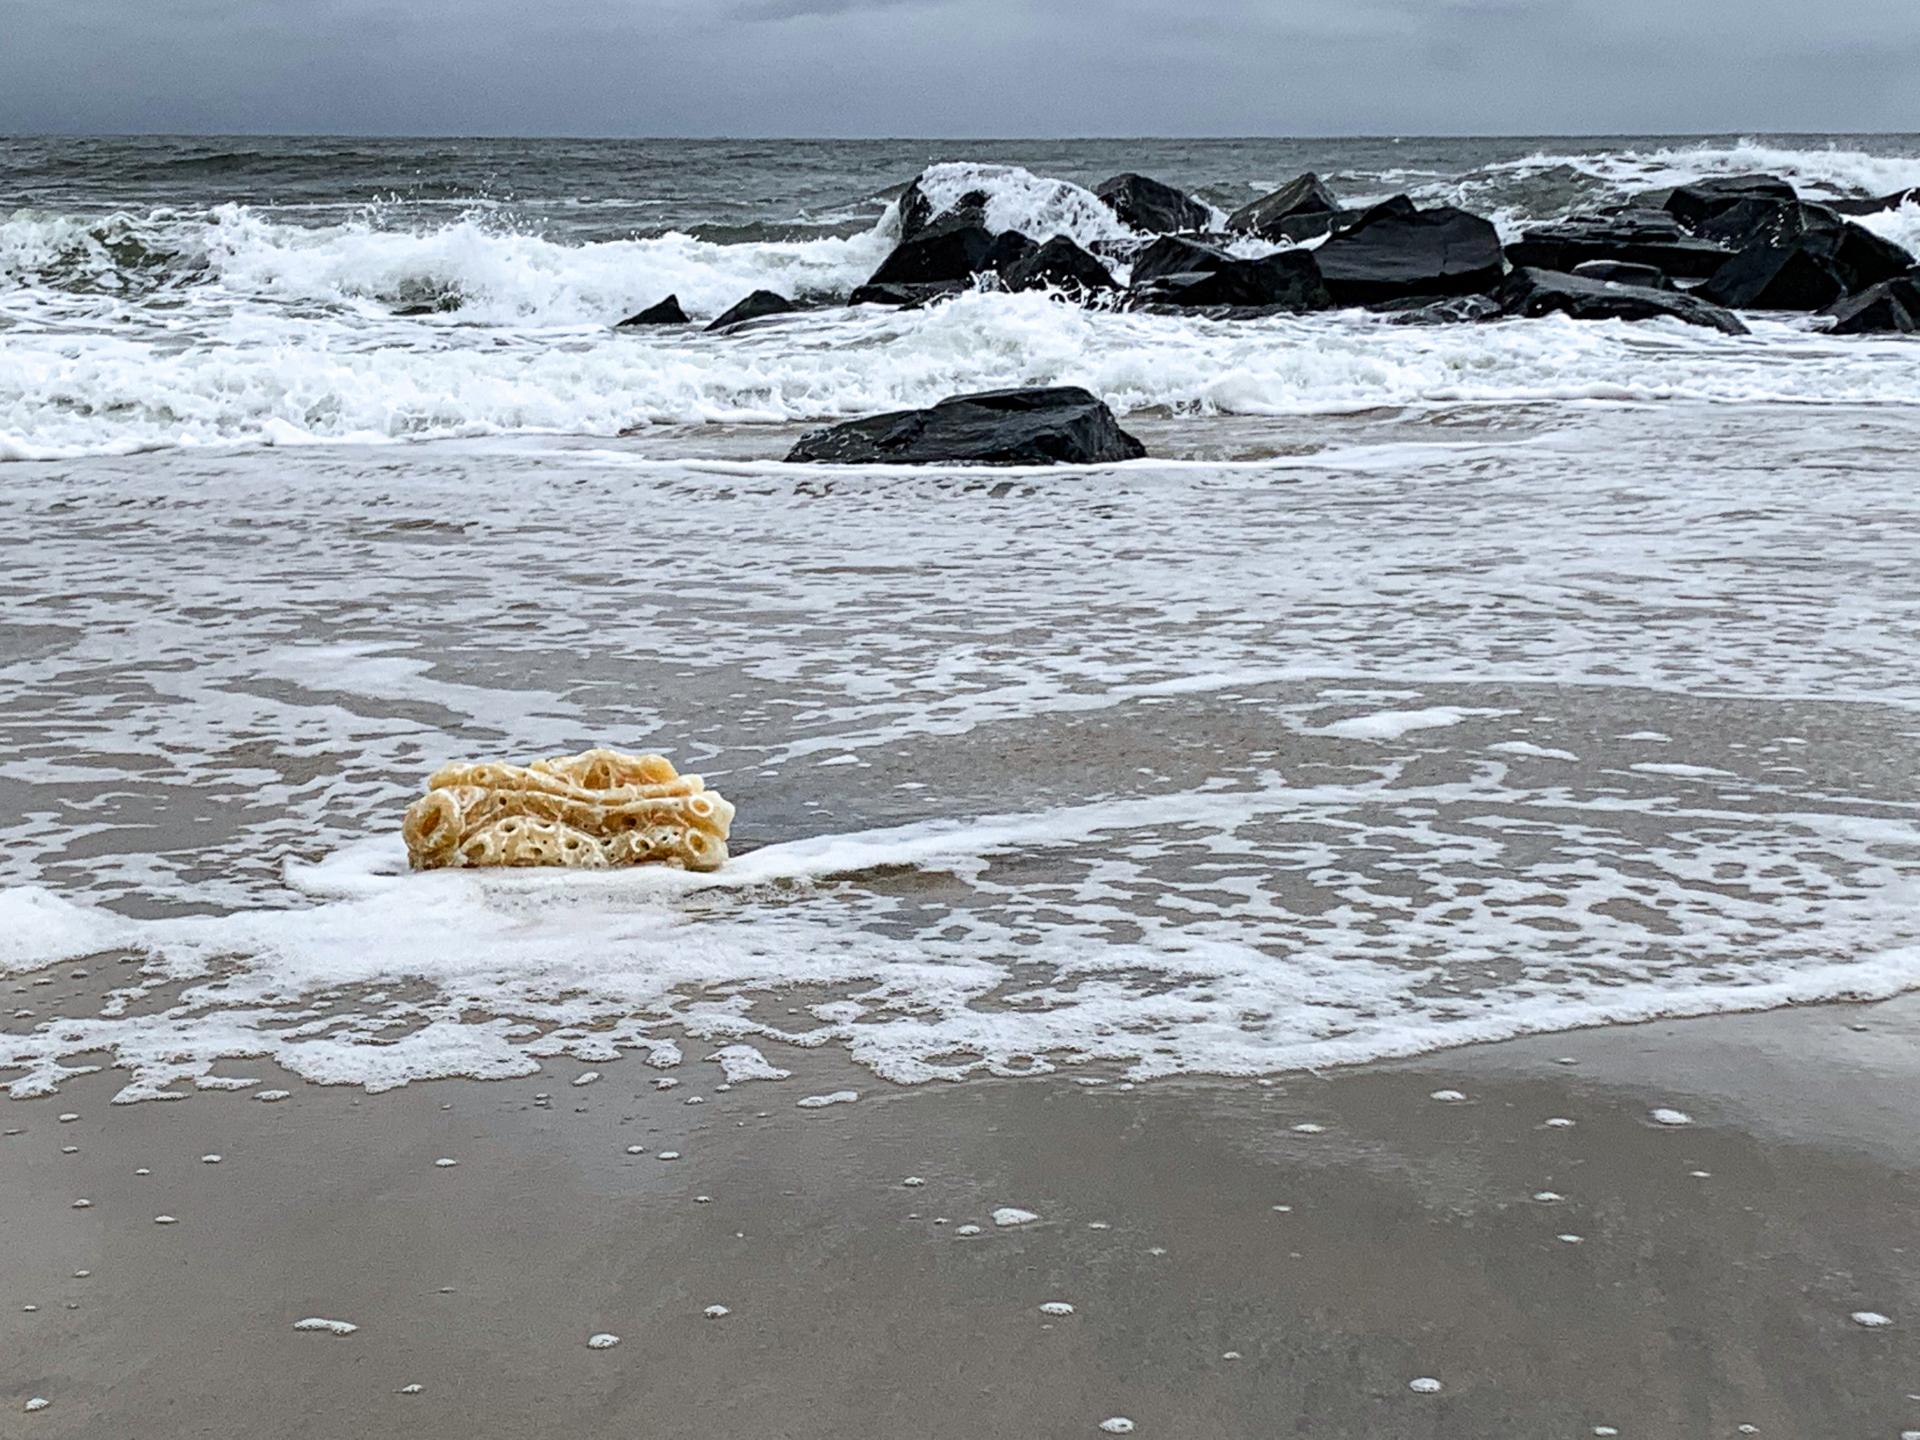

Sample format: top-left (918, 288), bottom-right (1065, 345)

top-left (2, 0), bottom-right (1916, 136)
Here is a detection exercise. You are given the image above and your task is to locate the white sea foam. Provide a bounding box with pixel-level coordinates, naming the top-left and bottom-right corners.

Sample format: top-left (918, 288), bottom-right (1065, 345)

top-left (3, 138), bottom-right (1917, 461)
top-left (3, 396), bottom-right (1920, 1100)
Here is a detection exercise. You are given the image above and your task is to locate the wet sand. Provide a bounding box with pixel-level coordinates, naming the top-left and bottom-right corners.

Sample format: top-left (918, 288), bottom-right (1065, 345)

top-left (7, 997), bottom-right (1919, 1438)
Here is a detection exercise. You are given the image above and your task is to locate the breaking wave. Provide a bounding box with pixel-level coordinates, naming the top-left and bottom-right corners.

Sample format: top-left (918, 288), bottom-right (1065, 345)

top-left (1, 141), bottom-right (1916, 460)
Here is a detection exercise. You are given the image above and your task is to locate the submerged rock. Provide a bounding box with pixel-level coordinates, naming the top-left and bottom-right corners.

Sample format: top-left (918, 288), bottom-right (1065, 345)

top-left (786, 387), bottom-right (1146, 466)
top-left (402, 748), bottom-right (735, 872)
top-left (1498, 268), bottom-right (1749, 335)
top-left (706, 290), bottom-right (796, 331)
top-left (1828, 186), bottom-right (1920, 216)
top-left (1377, 293), bottom-right (1504, 326)
top-left (1130, 250), bottom-right (1330, 311)
top-left (1226, 173), bottom-right (1341, 242)
top-left (1000, 235), bottom-right (1119, 297)
top-left (848, 280), bottom-right (969, 308)
top-left (1095, 173), bottom-right (1212, 234)
top-left (1504, 210), bottom-right (1733, 280)
top-left (1315, 197), bottom-right (1504, 304)
top-left (618, 295), bottom-right (689, 327)
top-left (1823, 276), bottom-right (1920, 334)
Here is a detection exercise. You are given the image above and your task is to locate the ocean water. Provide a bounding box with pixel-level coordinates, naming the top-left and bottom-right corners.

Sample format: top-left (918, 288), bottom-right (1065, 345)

top-left (3, 134), bottom-right (1920, 1101)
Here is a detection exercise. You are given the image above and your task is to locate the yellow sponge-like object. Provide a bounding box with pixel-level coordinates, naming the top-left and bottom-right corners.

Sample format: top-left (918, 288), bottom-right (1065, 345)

top-left (402, 748), bottom-right (734, 873)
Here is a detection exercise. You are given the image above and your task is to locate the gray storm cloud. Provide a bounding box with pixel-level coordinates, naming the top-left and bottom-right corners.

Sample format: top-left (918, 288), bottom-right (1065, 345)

top-left (0, 0), bottom-right (1914, 134)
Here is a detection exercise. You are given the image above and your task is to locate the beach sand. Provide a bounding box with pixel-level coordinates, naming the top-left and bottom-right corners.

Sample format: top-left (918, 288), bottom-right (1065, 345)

top-left (7, 998), bottom-right (1918, 1438)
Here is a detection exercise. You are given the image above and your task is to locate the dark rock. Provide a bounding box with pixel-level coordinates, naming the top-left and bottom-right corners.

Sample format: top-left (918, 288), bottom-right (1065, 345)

top-left (617, 295), bottom-right (689, 327)
top-left (705, 290), bottom-right (796, 331)
top-left (1130, 251), bottom-right (1331, 311)
top-left (896, 177), bottom-right (989, 242)
top-left (984, 231), bottom-right (1039, 273)
top-left (1570, 260), bottom-right (1673, 289)
top-left (1664, 175), bottom-right (1798, 230)
top-left (1828, 186), bottom-right (1920, 217)
top-left (1315, 197), bottom-right (1504, 305)
top-left (1127, 234), bottom-right (1235, 289)
top-left (1823, 276), bottom-right (1920, 334)
top-left (1226, 173), bottom-right (1340, 242)
top-left (1378, 294), bottom-right (1504, 325)
top-left (1095, 173), bottom-right (1212, 234)
top-left (1698, 245), bottom-right (1847, 310)
top-left (1000, 236), bottom-right (1118, 297)
top-left (1504, 210), bottom-right (1734, 280)
top-left (1498, 268), bottom-right (1749, 335)
top-left (848, 281), bottom-right (968, 308)
top-left (866, 217), bottom-right (999, 287)
top-left (1696, 205), bottom-right (1914, 309)
top-left (786, 386), bottom-right (1147, 466)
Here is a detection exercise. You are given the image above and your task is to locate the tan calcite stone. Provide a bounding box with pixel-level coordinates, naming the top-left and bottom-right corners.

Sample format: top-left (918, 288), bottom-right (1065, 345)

top-left (402, 747), bottom-right (734, 873)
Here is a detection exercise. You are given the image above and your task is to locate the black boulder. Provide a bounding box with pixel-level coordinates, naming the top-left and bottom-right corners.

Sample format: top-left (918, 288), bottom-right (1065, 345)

top-left (1504, 210), bottom-right (1733, 280)
top-left (1226, 173), bottom-right (1341, 242)
top-left (617, 295), bottom-right (689, 327)
top-left (866, 217), bottom-right (1000, 287)
top-left (1823, 277), bottom-right (1920, 334)
top-left (1127, 234), bottom-right (1235, 289)
top-left (786, 387), bottom-right (1147, 466)
top-left (705, 290), bottom-right (796, 331)
top-left (1315, 197), bottom-right (1505, 305)
top-left (1130, 250), bottom-right (1330, 311)
top-left (1664, 175), bottom-right (1798, 230)
top-left (1095, 173), bottom-right (1212, 234)
top-left (1000, 236), bottom-right (1119, 297)
top-left (1571, 260), bottom-right (1673, 289)
top-left (1498, 268), bottom-right (1749, 335)
top-left (1828, 186), bottom-right (1920, 217)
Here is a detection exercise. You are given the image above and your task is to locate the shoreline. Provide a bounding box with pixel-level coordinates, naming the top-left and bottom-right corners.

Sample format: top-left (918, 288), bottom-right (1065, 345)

top-left (7, 995), bottom-right (1918, 1436)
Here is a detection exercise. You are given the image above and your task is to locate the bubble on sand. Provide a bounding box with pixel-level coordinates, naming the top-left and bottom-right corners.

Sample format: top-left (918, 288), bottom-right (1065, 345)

top-left (57, 1113), bottom-right (78, 1123)
top-left (201, 1154), bottom-right (222, 1163)
top-left (1428, 1089), bottom-right (1466, 1102)
top-left (684, 1096), bottom-right (704, 1105)
top-left (797, 1090), bottom-right (860, 1108)
top-left (956, 1224), bottom-right (982, 1236)
top-left (1533, 1191), bottom-right (1565, 1203)
top-left (399, 1384), bottom-right (423, 1395)
top-left (434, 1157), bottom-right (458, 1167)
top-left (72, 1270), bottom-right (89, 1278)
top-left (293, 1317), bottom-right (359, 1335)
top-left (153, 1214), bottom-right (177, 1224)
top-left (993, 1207), bottom-right (1040, 1227)
top-left (1851, 1310), bottom-right (1892, 1327)
top-left (1040, 1301), bottom-right (1075, 1315)
top-left (1594, 1428), bottom-right (1619, 1437)
top-left (257, 1090), bottom-right (291, 1103)
top-left (134, 1167), bottom-right (150, 1175)
top-left (705, 1045), bottom-right (791, 1084)
top-left (572, 1071), bottom-right (600, 1087)
top-left (1291, 1123), bottom-right (1326, 1134)
top-left (586, 1332), bottom-right (621, 1349)
top-left (1408, 1377), bottom-right (1443, 1394)
top-left (1650, 1107), bottom-right (1694, 1126)
top-left (61, 1145), bottom-right (77, 1154)
top-left (1222, 1351), bottom-right (1242, 1360)
top-left (1098, 1420), bottom-right (1135, 1434)
top-left (25, 1397), bottom-right (50, 1412)
top-left (1271, 1204), bottom-right (1293, 1213)
top-left (625, 1144), bottom-right (647, 1154)
top-left (1545, 1118), bottom-right (1576, 1128)
top-left (71, 1198), bottom-right (91, 1208)
top-left (704, 1304), bottom-right (730, 1319)
top-left (654, 1077), bottom-right (681, 1091)
top-left (657, 1150), bottom-right (681, 1160)
top-left (1558, 1234), bottom-right (1584, 1244)
top-left (902, 1176), bottom-right (926, 1187)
